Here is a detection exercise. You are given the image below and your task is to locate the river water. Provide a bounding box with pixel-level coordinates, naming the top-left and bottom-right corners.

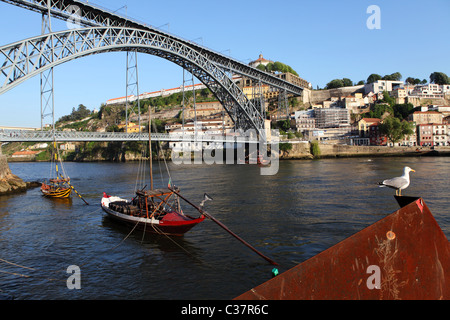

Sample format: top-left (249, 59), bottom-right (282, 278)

top-left (0, 156), bottom-right (449, 300)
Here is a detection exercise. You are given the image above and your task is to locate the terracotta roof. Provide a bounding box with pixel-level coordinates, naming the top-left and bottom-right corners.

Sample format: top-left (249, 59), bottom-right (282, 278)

top-left (361, 118), bottom-right (381, 123)
top-left (413, 111), bottom-right (441, 114)
top-left (12, 150), bottom-right (39, 156)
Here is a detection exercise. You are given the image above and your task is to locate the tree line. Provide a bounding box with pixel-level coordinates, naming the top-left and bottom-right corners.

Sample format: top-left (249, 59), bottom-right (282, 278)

top-left (324, 71), bottom-right (449, 90)
top-left (256, 61), bottom-right (299, 77)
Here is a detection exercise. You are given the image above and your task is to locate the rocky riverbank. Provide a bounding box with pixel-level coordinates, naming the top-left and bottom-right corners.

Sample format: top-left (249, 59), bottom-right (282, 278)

top-left (0, 155), bottom-right (40, 196)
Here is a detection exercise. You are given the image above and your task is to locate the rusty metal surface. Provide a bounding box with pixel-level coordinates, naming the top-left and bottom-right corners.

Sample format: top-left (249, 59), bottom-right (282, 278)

top-left (235, 198), bottom-right (450, 300)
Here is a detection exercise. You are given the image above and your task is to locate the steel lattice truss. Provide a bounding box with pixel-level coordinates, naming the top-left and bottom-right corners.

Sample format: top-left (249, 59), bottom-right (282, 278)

top-left (0, 0), bottom-right (305, 135)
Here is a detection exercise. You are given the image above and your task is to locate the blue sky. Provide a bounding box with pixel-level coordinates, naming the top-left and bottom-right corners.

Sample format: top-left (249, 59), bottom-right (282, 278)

top-left (0, 0), bottom-right (449, 127)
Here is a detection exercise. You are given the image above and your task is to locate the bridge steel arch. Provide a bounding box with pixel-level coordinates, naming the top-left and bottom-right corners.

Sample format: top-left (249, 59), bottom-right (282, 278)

top-left (0, 27), bottom-right (266, 135)
top-left (0, 0), bottom-right (304, 96)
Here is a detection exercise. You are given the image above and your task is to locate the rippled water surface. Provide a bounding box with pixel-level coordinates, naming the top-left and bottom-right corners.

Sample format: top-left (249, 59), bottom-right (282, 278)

top-left (0, 157), bottom-right (449, 299)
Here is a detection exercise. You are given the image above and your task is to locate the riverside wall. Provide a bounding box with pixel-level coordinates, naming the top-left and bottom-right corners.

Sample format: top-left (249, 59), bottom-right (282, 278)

top-left (279, 142), bottom-right (450, 159)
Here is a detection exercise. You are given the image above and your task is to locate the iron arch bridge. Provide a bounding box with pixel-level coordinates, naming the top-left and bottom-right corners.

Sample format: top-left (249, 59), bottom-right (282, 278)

top-left (0, 0), bottom-right (305, 138)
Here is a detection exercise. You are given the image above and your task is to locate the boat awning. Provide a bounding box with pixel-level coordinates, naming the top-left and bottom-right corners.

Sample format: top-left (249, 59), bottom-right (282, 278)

top-left (136, 188), bottom-right (173, 198)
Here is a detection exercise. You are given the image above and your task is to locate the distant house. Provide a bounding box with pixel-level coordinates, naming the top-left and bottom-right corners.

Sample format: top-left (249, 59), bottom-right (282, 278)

top-left (368, 123), bottom-right (387, 146)
top-left (248, 54), bottom-right (273, 68)
top-left (408, 111), bottom-right (443, 125)
top-left (12, 150), bottom-right (40, 159)
top-left (417, 124), bottom-right (433, 147)
top-left (364, 80), bottom-right (403, 95)
top-left (117, 122), bottom-right (144, 133)
top-left (358, 118), bottom-right (381, 138)
top-left (432, 123), bottom-right (448, 146)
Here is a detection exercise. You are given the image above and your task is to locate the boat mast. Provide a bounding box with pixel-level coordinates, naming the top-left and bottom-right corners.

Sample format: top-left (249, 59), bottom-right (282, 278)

top-left (148, 105), bottom-right (153, 191)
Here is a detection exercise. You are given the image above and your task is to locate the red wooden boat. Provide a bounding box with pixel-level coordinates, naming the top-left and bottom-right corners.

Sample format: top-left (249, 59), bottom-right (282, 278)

top-left (101, 189), bottom-right (205, 236)
top-left (235, 196), bottom-right (450, 300)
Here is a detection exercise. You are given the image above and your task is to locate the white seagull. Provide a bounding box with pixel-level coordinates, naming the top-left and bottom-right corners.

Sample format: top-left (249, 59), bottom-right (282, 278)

top-left (378, 166), bottom-right (416, 196)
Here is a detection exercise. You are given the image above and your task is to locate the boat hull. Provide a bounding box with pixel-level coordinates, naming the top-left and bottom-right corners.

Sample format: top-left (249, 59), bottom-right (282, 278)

top-left (41, 183), bottom-right (72, 198)
top-left (235, 197), bottom-right (450, 300)
top-left (101, 196), bottom-right (205, 236)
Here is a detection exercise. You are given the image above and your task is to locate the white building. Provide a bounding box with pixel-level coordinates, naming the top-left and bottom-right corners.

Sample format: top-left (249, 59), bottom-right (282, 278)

top-left (432, 123), bottom-right (449, 146)
top-left (410, 84), bottom-right (446, 99)
top-left (364, 80), bottom-right (404, 95)
top-left (292, 110), bottom-right (316, 132)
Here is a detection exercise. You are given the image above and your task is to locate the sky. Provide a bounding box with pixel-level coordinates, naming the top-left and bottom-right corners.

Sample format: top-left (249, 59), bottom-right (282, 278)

top-left (0, 0), bottom-right (449, 127)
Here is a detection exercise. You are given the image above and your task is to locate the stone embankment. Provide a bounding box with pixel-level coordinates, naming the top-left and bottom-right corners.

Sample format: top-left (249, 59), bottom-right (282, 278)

top-left (279, 141), bottom-right (450, 159)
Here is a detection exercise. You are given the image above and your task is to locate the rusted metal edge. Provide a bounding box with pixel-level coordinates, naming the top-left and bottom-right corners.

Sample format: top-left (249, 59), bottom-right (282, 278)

top-left (235, 197), bottom-right (450, 300)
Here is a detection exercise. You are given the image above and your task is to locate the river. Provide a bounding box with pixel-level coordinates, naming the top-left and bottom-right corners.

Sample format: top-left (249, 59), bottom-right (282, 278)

top-left (0, 156), bottom-right (449, 300)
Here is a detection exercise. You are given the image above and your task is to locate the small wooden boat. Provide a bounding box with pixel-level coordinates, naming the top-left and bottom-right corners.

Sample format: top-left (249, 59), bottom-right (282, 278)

top-left (41, 178), bottom-right (72, 198)
top-left (101, 189), bottom-right (205, 236)
top-left (40, 139), bottom-right (88, 204)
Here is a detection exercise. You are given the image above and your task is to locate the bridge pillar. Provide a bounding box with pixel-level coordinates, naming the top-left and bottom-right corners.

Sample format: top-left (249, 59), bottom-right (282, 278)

top-left (126, 50), bottom-right (141, 133)
top-left (40, 0), bottom-right (55, 131)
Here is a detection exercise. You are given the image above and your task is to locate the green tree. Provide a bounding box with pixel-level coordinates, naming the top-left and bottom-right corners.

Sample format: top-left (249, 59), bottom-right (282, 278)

top-left (379, 116), bottom-right (414, 145)
top-left (405, 77), bottom-right (416, 85)
top-left (276, 120), bottom-right (291, 132)
top-left (364, 103), bottom-right (393, 119)
top-left (310, 140), bottom-right (321, 158)
top-left (279, 142), bottom-right (293, 153)
top-left (382, 72), bottom-right (402, 81)
top-left (367, 73), bottom-right (382, 83)
top-left (393, 103), bottom-right (414, 120)
top-left (342, 78), bottom-right (353, 87)
top-left (382, 91), bottom-right (395, 107)
top-left (326, 79), bottom-right (344, 89)
top-left (430, 72), bottom-right (450, 85)
top-left (262, 61), bottom-right (299, 76)
top-left (57, 104), bottom-right (92, 123)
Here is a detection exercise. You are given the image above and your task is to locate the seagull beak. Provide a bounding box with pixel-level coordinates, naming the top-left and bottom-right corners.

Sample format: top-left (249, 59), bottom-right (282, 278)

top-left (411, 169), bottom-right (416, 172)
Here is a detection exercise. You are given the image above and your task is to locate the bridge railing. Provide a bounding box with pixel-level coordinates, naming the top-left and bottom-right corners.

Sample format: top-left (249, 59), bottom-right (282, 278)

top-left (0, 130), bottom-right (264, 143)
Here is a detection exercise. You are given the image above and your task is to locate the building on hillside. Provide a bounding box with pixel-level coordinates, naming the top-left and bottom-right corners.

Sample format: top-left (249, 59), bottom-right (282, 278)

top-left (242, 84), bottom-right (272, 100)
top-left (274, 72), bottom-right (311, 89)
top-left (409, 84), bottom-right (445, 99)
top-left (11, 150), bottom-right (40, 159)
top-left (343, 93), bottom-right (368, 113)
top-left (358, 118), bottom-right (381, 138)
top-left (432, 123), bottom-right (448, 146)
top-left (364, 80), bottom-right (403, 95)
top-left (417, 124), bottom-right (433, 147)
top-left (293, 110), bottom-right (315, 133)
top-left (249, 54), bottom-right (273, 68)
top-left (314, 108), bottom-right (350, 129)
top-left (390, 88), bottom-right (407, 104)
top-left (59, 143), bottom-right (76, 151)
top-left (408, 111), bottom-right (443, 125)
top-left (428, 105), bottom-right (450, 117)
top-left (399, 126), bottom-right (417, 147)
top-left (117, 122), bottom-right (144, 133)
top-left (369, 123), bottom-right (387, 146)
